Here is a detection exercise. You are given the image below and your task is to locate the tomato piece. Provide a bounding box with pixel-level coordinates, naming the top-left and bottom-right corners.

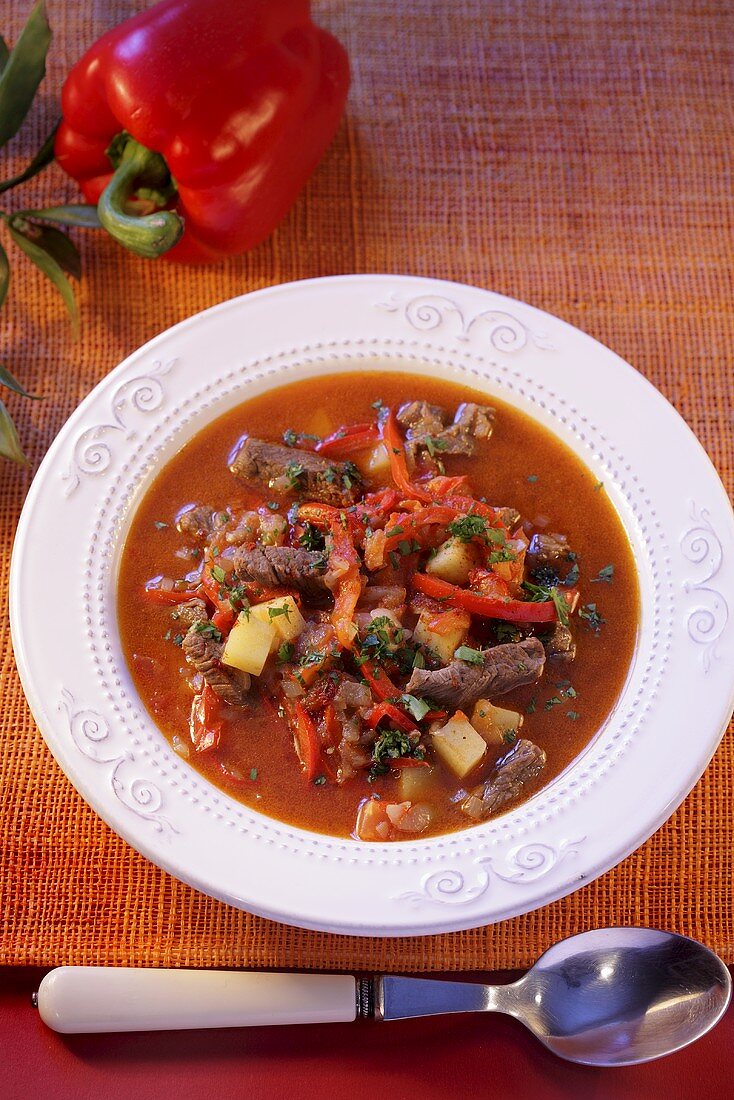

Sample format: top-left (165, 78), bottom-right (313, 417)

top-left (143, 586), bottom-right (201, 605)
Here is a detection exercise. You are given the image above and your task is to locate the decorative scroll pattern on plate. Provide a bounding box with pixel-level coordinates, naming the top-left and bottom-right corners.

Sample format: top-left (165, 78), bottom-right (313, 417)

top-left (378, 294), bottom-right (556, 352)
top-left (59, 689), bottom-right (178, 835)
top-left (395, 837), bottom-right (585, 908)
top-left (681, 502), bottom-right (729, 671)
top-left (62, 358), bottom-right (177, 497)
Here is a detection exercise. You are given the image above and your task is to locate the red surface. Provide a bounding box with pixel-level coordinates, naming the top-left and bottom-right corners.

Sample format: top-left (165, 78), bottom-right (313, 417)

top-left (1, 966), bottom-right (731, 1100)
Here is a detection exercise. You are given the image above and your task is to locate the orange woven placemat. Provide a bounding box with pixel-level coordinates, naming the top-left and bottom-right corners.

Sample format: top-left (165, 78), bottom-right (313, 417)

top-left (1, 0), bottom-right (732, 971)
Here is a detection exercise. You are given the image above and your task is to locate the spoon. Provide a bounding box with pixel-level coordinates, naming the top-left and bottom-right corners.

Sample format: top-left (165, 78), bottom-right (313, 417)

top-left (34, 927), bottom-right (730, 1066)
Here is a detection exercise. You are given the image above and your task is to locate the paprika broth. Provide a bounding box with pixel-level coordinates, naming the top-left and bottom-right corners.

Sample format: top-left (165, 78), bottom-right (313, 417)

top-left (118, 371), bottom-right (639, 840)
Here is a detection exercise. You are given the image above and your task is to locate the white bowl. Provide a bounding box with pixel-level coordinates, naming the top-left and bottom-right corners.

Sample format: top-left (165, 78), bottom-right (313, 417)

top-left (10, 275), bottom-right (734, 935)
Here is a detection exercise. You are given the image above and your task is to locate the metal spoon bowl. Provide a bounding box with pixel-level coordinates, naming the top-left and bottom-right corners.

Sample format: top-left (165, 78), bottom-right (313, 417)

top-left (384, 927), bottom-right (731, 1066)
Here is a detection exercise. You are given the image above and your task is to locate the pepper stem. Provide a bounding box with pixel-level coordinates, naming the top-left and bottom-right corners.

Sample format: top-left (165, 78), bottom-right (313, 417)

top-left (98, 138), bottom-right (183, 259)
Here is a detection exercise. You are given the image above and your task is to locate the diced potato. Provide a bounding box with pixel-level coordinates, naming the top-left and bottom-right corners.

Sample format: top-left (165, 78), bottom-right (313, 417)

top-left (398, 764), bottom-right (437, 802)
top-left (471, 700), bottom-right (524, 746)
top-left (413, 609), bottom-right (470, 663)
top-left (221, 611), bottom-right (276, 676)
top-left (249, 596), bottom-right (306, 652)
top-left (426, 537), bottom-right (481, 584)
top-left (364, 442), bottom-right (391, 478)
top-left (430, 711), bottom-right (487, 778)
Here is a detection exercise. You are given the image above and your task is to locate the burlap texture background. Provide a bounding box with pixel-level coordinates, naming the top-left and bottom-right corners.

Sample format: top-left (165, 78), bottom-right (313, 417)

top-left (1, 0), bottom-right (732, 970)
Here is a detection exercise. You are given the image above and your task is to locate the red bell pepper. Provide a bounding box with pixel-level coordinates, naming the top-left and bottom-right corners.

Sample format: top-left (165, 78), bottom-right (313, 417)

top-left (55, 0), bottom-right (350, 263)
top-left (293, 701), bottom-right (321, 781)
top-left (412, 572), bottom-right (562, 623)
top-left (381, 410), bottom-right (433, 503)
top-left (189, 683), bottom-right (223, 753)
top-left (359, 659), bottom-right (401, 702)
top-left (366, 702), bottom-right (420, 734)
top-left (315, 423), bottom-right (379, 457)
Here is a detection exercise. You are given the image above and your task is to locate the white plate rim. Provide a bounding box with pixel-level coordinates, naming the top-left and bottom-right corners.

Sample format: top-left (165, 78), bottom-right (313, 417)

top-left (10, 274), bottom-right (734, 936)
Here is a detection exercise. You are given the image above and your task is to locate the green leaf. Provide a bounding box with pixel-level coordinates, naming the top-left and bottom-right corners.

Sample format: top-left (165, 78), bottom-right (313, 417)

top-left (9, 222), bottom-right (78, 332)
top-left (16, 203), bottom-right (101, 228)
top-left (0, 363), bottom-right (39, 399)
top-left (0, 1), bottom-right (52, 149)
top-left (0, 238), bottom-right (9, 312)
top-left (0, 36), bottom-right (9, 74)
top-left (11, 218), bottom-right (81, 279)
top-left (0, 398), bottom-right (27, 464)
top-left (0, 122), bottom-right (58, 195)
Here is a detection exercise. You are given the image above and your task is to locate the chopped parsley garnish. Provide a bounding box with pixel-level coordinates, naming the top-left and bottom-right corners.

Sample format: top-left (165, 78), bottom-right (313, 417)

top-left (545, 696), bottom-right (562, 710)
top-left (424, 435), bottom-right (449, 457)
top-left (371, 398), bottom-right (384, 410)
top-left (210, 565), bottom-right (226, 584)
top-left (358, 616), bottom-right (403, 666)
top-left (285, 461), bottom-right (305, 489)
top-left (300, 650), bottom-right (327, 669)
top-left (401, 694), bottom-right (431, 721)
top-left (592, 563), bottom-right (615, 583)
top-left (526, 474), bottom-right (539, 484)
top-left (193, 620), bottom-right (222, 642)
top-left (154, 520), bottom-right (168, 530)
top-left (267, 603), bottom-right (292, 622)
top-left (503, 729), bottom-right (518, 745)
top-left (386, 524), bottom-right (404, 538)
top-left (489, 546), bottom-right (517, 564)
top-left (454, 645), bottom-right (485, 665)
top-left (412, 649), bottom-right (426, 669)
top-left (564, 561), bottom-right (580, 586)
top-left (449, 514), bottom-right (488, 542)
top-left (283, 429), bottom-right (318, 448)
top-left (172, 633), bottom-right (184, 647)
top-left (388, 550), bottom-right (401, 569)
top-left (369, 729), bottom-right (424, 780)
top-left (526, 697), bottom-right (537, 714)
top-left (579, 602), bottom-right (605, 632)
top-left (313, 775), bottom-right (327, 787)
top-left (593, 480), bottom-right (604, 492)
top-left (342, 461), bottom-right (361, 489)
top-left (299, 522), bottom-right (326, 551)
top-left (218, 512), bottom-right (229, 524)
top-left (266, 501), bottom-right (280, 511)
top-left (164, 630), bottom-right (171, 641)
top-left (566, 711), bottom-right (580, 721)
top-left (521, 580), bottom-right (570, 627)
top-left (495, 621), bottom-right (522, 644)
top-left (277, 641), bottom-right (295, 664)
top-left (227, 584), bottom-right (250, 611)
top-left (250, 768), bottom-right (258, 781)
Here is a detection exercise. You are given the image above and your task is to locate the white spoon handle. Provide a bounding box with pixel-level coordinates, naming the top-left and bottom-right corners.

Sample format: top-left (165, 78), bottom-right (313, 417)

top-left (36, 967), bottom-right (358, 1033)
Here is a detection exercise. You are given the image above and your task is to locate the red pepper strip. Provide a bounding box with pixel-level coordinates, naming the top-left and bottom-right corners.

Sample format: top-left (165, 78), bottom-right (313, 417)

top-left (381, 411), bottom-right (433, 503)
top-left (389, 757), bottom-right (431, 769)
top-left (212, 607), bottom-right (235, 635)
top-left (423, 710), bottom-right (448, 723)
top-left (425, 475), bottom-right (472, 496)
top-left (329, 512), bottom-right (362, 650)
top-left (143, 586), bottom-right (201, 605)
top-left (55, 0), bottom-right (350, 263)
top-left (315, 423), bottom-right (379, 457)
top-left (360, 659), bottom-right (401, 702)
top-left (189, 683), bottom-right (223, 753)
top-left (413, 572), bottom-right (559, 623)
top-left (293, 702), bottom-right (321, 781)
top-left (366, 702), bottom-right (420, 734)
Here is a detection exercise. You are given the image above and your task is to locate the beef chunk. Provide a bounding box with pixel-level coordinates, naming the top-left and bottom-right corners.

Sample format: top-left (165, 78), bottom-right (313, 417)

top-left (233, 544), bottom-right (329, 599)
top-left (171, 598), bottom-right (207, 629)
top-left (543, 622), bottom-right (577, 662)
top-left (528, 532), bottom-right (569, 564)
top-left (397, 400), bottom-right (495, 461)
top-left (177, 505), bottom-right (215, 541)
top-left (230, 437), bottom-right (360, 506)
top-left (406, 637), bottom-right (545, 710)
top-left (182, 627), bottom-right (251, 705)
top-left (397, 401), bottom-right (446, 441)
top-left (461, 739), bottom-right (547, 819)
